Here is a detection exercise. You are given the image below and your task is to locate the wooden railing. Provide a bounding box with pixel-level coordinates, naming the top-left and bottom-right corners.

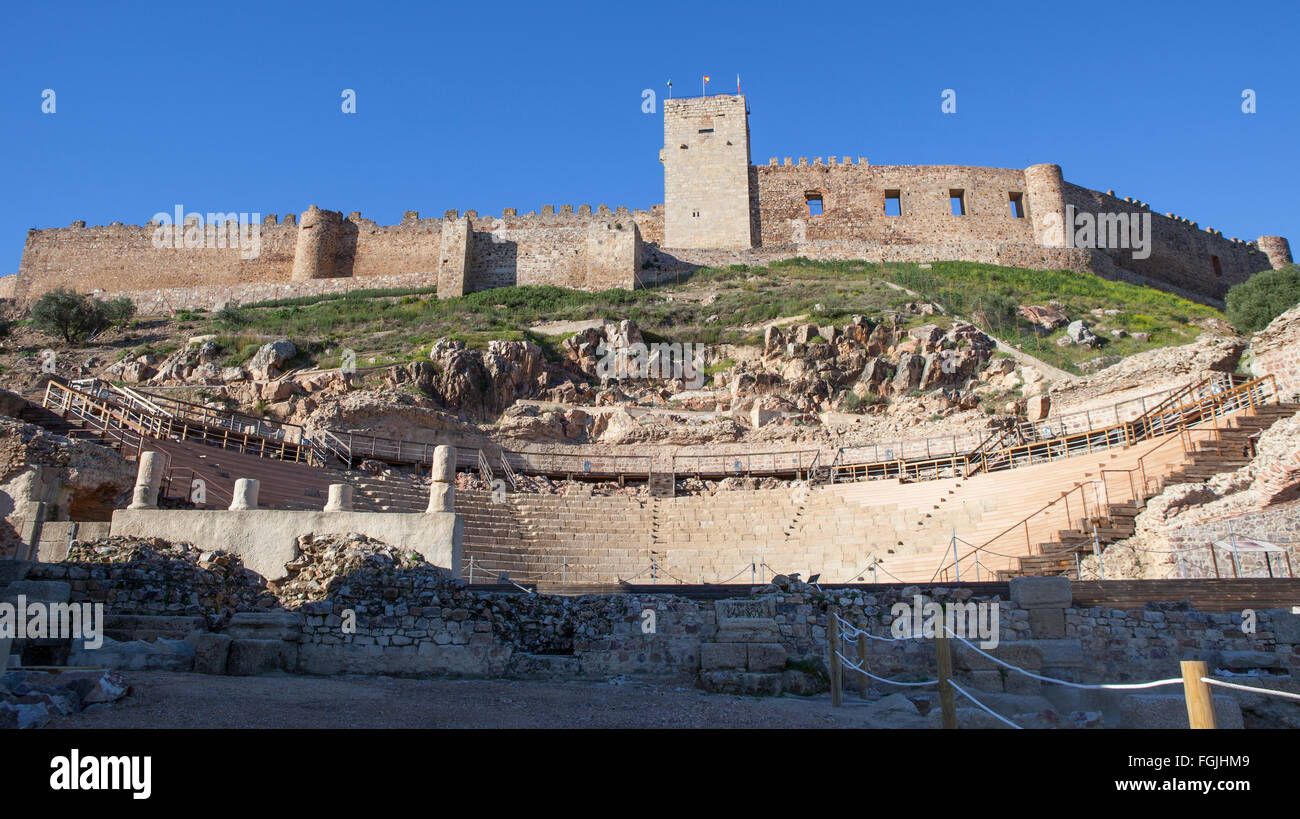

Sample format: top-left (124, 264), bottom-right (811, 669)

top-left (44, 380), bottom-right (324, 466)
top-left (928, 375), bottom-right (1278, 582)
top-left (671, 448), bottom-right (822, 477)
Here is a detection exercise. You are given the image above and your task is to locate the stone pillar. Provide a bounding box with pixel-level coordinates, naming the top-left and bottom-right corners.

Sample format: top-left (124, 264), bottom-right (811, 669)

top-left (229, 478), bottom-right (261, 511)
top-left (426, 445), bottom-right (456, 513)
top-left (323, 483), bottom-right (353, 512)
top-left (1024, 163), bottom-right (1067, 248)
top-left (127, 451), bottom-right (166, 510)
top-left (1258, 235), bottom-right (1293, 269)
top-left (290, 205), bottom-right (340, 281)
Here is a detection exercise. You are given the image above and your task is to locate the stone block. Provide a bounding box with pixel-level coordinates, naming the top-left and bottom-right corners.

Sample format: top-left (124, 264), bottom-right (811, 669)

top-left (715, 598), bottom-right (777, 622)
top-left (191, 633), bottom-right (233, 675)
top-left (953, 641), bottom-right (1042, 673)
top-left (226, 639), bottom-right (291, 676)
top-left (1271, 612), bottom-right (1300, 644)
top-left (1009, 576), bottom-right (1071, 609)
top-left (226, 611), bottom-right (305, 642)
top-left (1028, 607), bottom-right (1066, 639)
top-left (700, 642), bottom-right (747, 670)
top-left (1218, 650), bottom-right (1283, 671)
top-left (1119, 693), bottom-right (1244, 729)
top-left (1, 580), bottom-right (71, 604)
top-left (746, 643), bottom-right (788, 673)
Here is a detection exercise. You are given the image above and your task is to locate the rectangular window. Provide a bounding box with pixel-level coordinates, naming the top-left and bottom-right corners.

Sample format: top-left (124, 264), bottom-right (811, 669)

top-left (698, 128), bottom-right (714, 134)
top-left (1009, 192), bottom-right (1025, 218)
top-left (884, 190), bottom-right (901, 216)
top-left (1211, 255), bottom-right (1222, 277)
top-left (806, 194), bottom-right (824, 216)
top-left (950, 189), bottom-right (966, 216)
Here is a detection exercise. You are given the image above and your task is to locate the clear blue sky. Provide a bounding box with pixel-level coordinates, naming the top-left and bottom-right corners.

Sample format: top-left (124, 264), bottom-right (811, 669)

top-left (2, 0), bottom-right (1296, 278)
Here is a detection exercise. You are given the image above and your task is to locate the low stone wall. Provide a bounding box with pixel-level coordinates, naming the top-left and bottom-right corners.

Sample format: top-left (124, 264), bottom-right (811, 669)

top-left (89, 270), bottom-right (439, 316)
top-left (20, 536), bottom-right (1300, 725)
top-left (109, 508), bottom-right (462, 581)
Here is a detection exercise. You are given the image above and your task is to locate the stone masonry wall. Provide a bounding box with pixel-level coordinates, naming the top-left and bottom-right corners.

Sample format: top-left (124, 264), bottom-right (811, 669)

top-left (16, 206), bottom-right (656, 309)
top-left (1251, 302), bottom-right (1300, 400)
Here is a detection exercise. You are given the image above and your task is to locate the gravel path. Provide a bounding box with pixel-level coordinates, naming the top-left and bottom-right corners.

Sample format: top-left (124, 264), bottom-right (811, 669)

top-left (45, 671), bottom-right (890, 729)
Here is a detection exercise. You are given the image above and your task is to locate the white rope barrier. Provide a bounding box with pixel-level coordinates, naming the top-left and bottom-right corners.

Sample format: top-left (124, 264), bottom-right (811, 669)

top-left (833, 612), bottom-right (923, 642)
top-left (939, 625), bottom-right (1183, 691)
top-left (834, 650), bottom-right (939, 687)
top-left (947, 680), bottom-right (1022, 729)
top-left (1202, 677), bottom-right (1300, 702)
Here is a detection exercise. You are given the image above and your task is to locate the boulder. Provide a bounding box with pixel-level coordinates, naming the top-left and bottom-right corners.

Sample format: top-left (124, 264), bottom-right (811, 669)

top-left (246, 341), bottom-right (297, 380)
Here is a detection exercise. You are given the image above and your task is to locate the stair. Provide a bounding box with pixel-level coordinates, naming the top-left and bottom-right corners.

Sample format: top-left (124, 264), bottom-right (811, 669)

top-left (648, 471), bottom-right (676, 498)
top-left (1002, 401), bottom-right (1300, 579)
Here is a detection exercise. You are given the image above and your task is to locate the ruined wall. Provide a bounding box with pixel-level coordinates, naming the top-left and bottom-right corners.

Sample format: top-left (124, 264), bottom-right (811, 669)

top-left (1061, 184), bottom-right (1274, 301)
top-left (1252, 302), bottom-right (1300, 400)
top-left (16, 218), bottom-right (299, 300)
top-left (19, 206), bottom-right (653, 310)
top-left (751, 160), bottom-right (1035, 248)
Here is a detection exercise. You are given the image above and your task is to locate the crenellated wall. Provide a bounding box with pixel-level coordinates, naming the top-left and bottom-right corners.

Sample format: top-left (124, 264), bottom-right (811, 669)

top-left (11, 96), bottom-right (1289, 309)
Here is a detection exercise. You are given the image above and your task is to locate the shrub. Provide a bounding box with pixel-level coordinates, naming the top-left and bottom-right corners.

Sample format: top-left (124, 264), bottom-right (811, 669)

top-left (1225, 265), bottom-right (1300, 332)
top-left (30, 289), bottom-right (112, 343)
top-left (214, 304), bottom-right (248, 326)
top-left (102, 296), bottom-right (137, 328)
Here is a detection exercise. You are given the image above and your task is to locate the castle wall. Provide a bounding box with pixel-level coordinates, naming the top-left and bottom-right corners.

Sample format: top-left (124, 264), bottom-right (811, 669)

top-left (15, 219), bottom-right (299, 301)
top-left (751, 160), bottom-right (1036, 248)
top-left (1061, 184), bottom-right (1273, 301)
top-left (17, 205), bottom-right (654, 310)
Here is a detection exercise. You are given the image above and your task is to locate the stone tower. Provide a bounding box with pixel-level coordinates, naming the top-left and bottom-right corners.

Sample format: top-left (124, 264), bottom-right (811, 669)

top-left (1258, 235), bottom-right (1294, 269)
top-left (291, 205), bottom-right (341, 280)
top-left (1024, 163), bottom-right (1067, 248)
top-left (662, 94), bottom-right (754, 249)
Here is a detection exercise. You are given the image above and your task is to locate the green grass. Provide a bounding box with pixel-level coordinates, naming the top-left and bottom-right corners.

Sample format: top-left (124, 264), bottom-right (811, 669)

top-left (186, 259), bottom-right (1221, 376)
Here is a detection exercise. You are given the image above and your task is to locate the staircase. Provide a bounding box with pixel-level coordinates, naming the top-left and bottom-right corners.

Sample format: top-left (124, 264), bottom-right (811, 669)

top-left (1006, 401), bottom-right (1300, 579)
top-left (647, 471), bottom-right (676, 498)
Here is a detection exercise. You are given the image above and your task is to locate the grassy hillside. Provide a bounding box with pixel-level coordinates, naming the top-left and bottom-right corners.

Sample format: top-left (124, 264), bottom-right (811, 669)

top-left (166, 259), bottom-right (1222, 375)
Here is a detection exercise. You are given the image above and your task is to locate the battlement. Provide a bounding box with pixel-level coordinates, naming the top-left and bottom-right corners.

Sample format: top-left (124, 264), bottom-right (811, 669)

top-left (11, 94), bottom-right (1289, 309)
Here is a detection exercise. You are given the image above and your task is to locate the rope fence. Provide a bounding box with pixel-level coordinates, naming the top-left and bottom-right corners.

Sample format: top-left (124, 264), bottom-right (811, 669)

top-left (827, 611), bottom-right (1300, 728)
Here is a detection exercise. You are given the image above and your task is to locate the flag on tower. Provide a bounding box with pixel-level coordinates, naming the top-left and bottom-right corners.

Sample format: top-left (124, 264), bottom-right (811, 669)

top-left (703, 75), bottom-right (710, 96)
top-left (737, 73), bottom-right (741, 94)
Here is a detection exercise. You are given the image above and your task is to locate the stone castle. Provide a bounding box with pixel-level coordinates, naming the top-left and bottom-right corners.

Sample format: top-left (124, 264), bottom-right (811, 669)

top-left (10, 94), bottom-right (1293, 311)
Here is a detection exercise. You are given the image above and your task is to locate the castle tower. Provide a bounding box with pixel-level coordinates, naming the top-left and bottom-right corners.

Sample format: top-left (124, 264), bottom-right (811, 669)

top-left (1024, 164), bottom-right (1067, 248)
top-left (291, 205), bottom-right (340, 280)
top-left (662, 94), bottom-right (754, 249)
top-left (1258, 235), bottom-right (1294, 269)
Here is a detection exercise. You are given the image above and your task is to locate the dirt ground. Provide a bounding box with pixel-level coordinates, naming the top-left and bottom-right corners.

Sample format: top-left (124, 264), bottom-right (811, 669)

top-left (45, 671), bottom-right (888, 729)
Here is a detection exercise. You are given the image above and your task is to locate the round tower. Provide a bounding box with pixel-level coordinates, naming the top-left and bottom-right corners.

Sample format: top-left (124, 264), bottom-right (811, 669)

top-left (1024, 163), bottom-right (1066, 248)
top-left (291, 205), bottom-right (340, 280)
top-left (1258, 235), bottom-right (1293, 269)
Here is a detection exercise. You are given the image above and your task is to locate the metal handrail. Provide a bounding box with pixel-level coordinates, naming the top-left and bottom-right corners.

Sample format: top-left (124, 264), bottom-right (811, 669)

top-left (929, 375), bottom-right (1279, 582)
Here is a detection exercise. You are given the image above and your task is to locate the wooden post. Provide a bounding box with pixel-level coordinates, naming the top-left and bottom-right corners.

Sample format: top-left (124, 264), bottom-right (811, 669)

top-left (1181, 660), bottom-right (1216, 729)
top-left (936, 632), bottom-right (957, 729)
top-left (829, 611), bottom-right (843, 707)
top-left (856, 615), bottom-right (870, 700)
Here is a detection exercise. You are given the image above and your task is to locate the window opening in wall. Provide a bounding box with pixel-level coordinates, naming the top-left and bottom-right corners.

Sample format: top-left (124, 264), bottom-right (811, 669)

top-left (692, 210), bottom-right (700, 218)
top-left (698, 128), bottom-right (714, 134)
top-left (949, 189), bottom-right (966, 216)
top-left (1009, 192), bottom-right (1025, 218)
top-left (806, 193), bottom-right (824, 216)
top-left (884, 190), bottom-right (901, 216)
top-left (1211, 255), bottom-right (1222, 277)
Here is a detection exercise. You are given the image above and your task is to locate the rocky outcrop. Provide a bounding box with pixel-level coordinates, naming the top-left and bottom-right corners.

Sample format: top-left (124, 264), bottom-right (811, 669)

top-left (399, 338), bottom-right (546, 421)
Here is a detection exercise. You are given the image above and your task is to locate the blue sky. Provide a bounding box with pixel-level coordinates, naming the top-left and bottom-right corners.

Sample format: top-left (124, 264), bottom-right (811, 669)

top-left (2, 0), bottom-right (1297, 277)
